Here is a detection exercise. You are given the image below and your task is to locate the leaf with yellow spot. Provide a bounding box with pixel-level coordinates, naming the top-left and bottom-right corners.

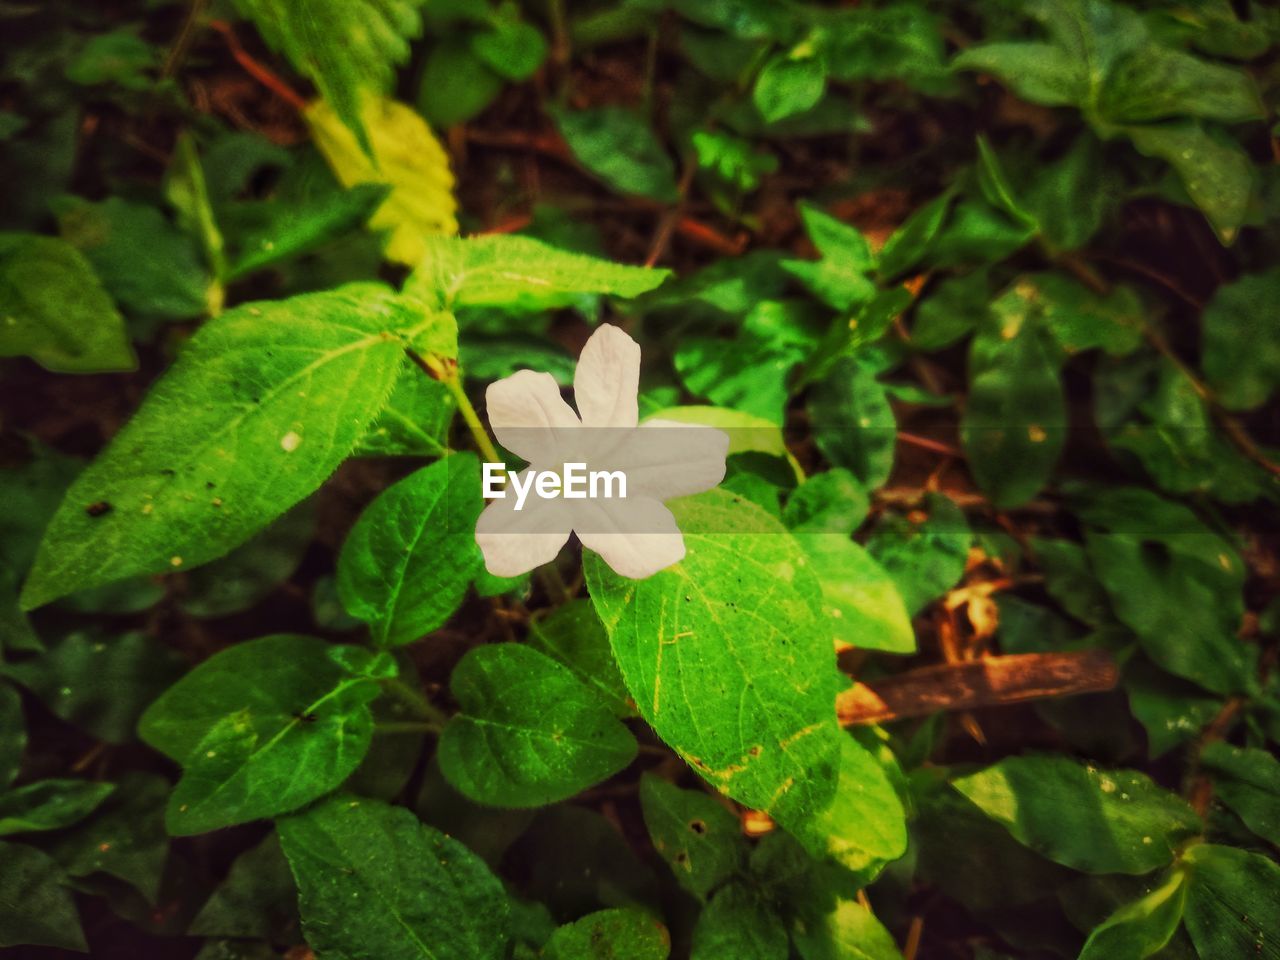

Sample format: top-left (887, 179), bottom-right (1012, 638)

top-left (306, 95), bottom-right (458, 266)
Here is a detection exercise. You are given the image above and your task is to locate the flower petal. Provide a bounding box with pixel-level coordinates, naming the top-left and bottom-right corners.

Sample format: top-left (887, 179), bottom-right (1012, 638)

top-left (485, 370), bottom-right (581, 464)
top-left (475, 474), bottom-right (573, 576)
top-left (574, 324), bottom-right (640, 428)
top-left (575, 497), bottom-right (686, 579)
top-left (607, 420), bottom-right (729, 501)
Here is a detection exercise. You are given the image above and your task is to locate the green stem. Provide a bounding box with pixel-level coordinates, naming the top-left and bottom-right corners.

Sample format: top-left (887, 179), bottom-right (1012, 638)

top-left (439, 364), bottom-right (502, 464)
top-left (408, 349), bottom-right (577, 606)
top-left (381, 676), bottom-right (450, 729)
top-left (374, 720), bottom-right (441, 736)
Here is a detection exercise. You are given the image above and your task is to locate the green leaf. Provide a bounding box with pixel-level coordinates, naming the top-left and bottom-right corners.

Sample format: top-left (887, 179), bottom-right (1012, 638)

top-left (954, 0), bottom-right (1260, 126)
top-left (233, 0), bottom-right (427, 152)
top-left (416, 37), bottom-right (504, 129)
top-left (58, 574), bottom-right (165, 616)
top-left (808, 359), bottom-right (896, 489)
top-left (1182, 843), bottom-right (1280, 960)
top-left (1083, 516), bottom-right (1249, 696)
top-left (878, 190), bottom-right (951, 281)
top-left (691, 129), bottom-right (778, 193)
top-left (1123, 663), bottom-right (1221, 760)
top-left (865, 493), bottom-right (971, 615)
top-left (553, 107), bottom-right (679, 202)
top-left (470, 15), bottom-right (546, 82)
top-left (54, 196), bottom-right (210, 320)
top-left (179, 503), bottom-right (315, 618)
top-left (1024, 272), bottom-right (1144, 357)
top-left (277, 793), bottom-right (509, 960)
top-left (675, 331), bottom-right (797, 425)
top-left (691, 883), bottom-right (787, 960)
top-left (960, 283), bottom-right (1066, 507)
top-left (791, 896), bottom-right (903, 960)
top-left (0, 574), bottom-right (40, 657)
top-left (20, 285), bottom-right (432, 609)
top-left (0, 444), bottom-right (81, 575)
top-left (190, 831), bottom-right (298, 939)
top-left (1124, 120), bottom-right (1254, 242)
top-left (754, 53), bottom-right (826, 124)
top-left (783, 469), bottom-right (869, 535)
top-left (349, 679), bottom-right (431, 802)
top-left (0, 840), bottom-right (87, 950)
top-left (797, 535), bottom-right (914, 654)
top-left (65, 28), bottom-right (157, 89)
top-left (811, 4), bottom-right (950, 93)
top-left (438, 644), bottom-right (637, 807)
top-left (953, 1), bottom-right (1262, 241)
top-left (354, 364), bottom-right (456, 457)
top-left (462, 335), bottom-right (576, 387)
top-left (645, 406), bottom-right (790, 461)
top-left (928, 199), bottom-right (1035, 268)
top-left (786, 735), bottom-right (907, 876)
top-left (225, 182), bottom-right (390, 280)
top-left (586, 490), bottom-right (843, 824)
top-left (1202, 268), bottom-right (1280, 411)
top-left (951, 754), bottom-right (1202, 874)
top-left (914, 781), bottom-right (1074, 917)
top-left (544, 908), bottom-right (670, 960)
top-left (2, 630), bottom-right (185, 745)
top-left (677, 299), bottom-right (819, 426)
top-left (510, 804), bottom-right (659, 918)
top-left (1095, 352), bottom-right (1269, 503)
top-left (1199, 742), bottom-right (1280, 847)
top-left (528, 599), bottom-right (631, 717)
top-left (336, 454), bottom-right (483, 647)
top-left (43, 772), bottom-right (169, 903)
top-left (305, 96), bottom-right (458, 264)
top-left (0, 232), bottom-right (135, 373)
top-left (1097, 44), bottom-right (1262, 124)
top-left (638, 774), bottom-right (747, 901)
top-left (1023, 134), bottom-right (1114, 251)
top-left (408, 234), bottom-right (670, 311)
top-left (782, 203), bottom-right (877, 311)
top-left (1078, 869), bottom-right (1188, 960)
top-left (0, 779), bottom-right (114, 835)
top-left (138, 635), bottom-right (395, 835)
top-left (953, 42), bottom-right (1086, 107)
top-left (975, 136), bottom-right (1036, 228)
top-left (909, 270), bottom-right (987, 351)
top-left (0, 683), bottom-right (23, 790)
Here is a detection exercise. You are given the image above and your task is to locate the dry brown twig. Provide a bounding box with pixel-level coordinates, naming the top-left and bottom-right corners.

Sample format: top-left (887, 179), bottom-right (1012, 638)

top-left (838, 650), bottom-right (1120, 726)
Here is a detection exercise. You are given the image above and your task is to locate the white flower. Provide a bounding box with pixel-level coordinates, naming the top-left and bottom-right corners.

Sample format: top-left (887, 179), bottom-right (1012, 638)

top-left (476, 324), bottom-right (729, 579)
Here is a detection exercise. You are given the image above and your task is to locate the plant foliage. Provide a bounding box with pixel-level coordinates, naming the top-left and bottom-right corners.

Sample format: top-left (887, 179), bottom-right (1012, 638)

top-left (1, 0), bottom-right (1278, 957)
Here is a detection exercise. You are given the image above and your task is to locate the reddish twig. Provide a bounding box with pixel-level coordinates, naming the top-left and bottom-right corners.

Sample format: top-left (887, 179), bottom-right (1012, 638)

top-left (479, 214), bottom-right (535, 235)
top-left (897, 431), bottom-right (962, 458)
top-left (208, 20), bottom-right (307, 112)
top-left (645, 159), bottom-right (697, 267)
top-left (463, 128), bottom-right (573, 161)
top-left (1186, 696), bottom-right (1245, 817)
top-left (1095, 255), bottom-right (1205, 310)
top-left (674, 217), bottom-right (748, 256)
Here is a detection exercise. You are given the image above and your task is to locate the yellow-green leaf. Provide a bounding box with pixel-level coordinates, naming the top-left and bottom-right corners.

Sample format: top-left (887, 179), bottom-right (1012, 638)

top-left (307, 95), bottom-right (458, 265)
